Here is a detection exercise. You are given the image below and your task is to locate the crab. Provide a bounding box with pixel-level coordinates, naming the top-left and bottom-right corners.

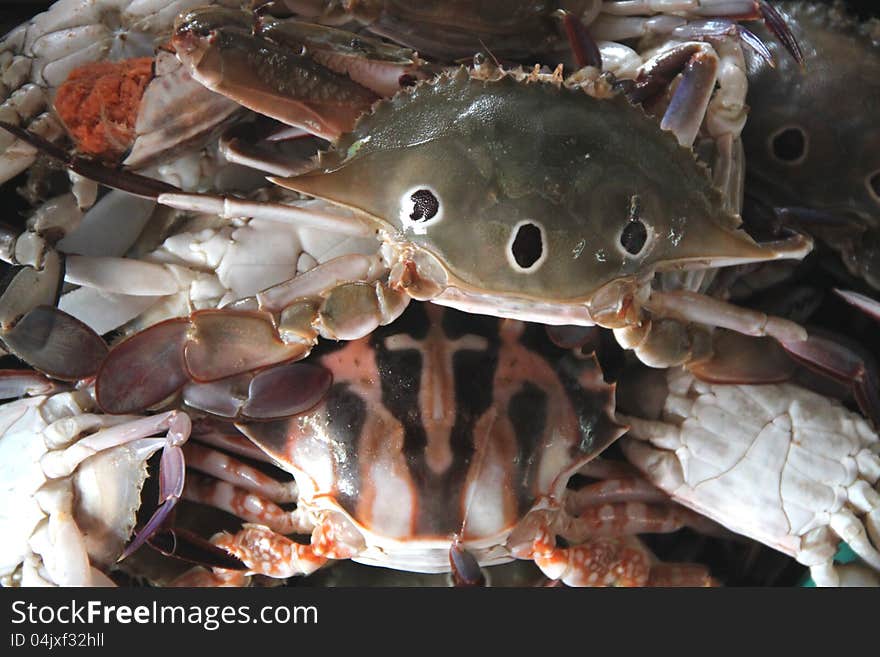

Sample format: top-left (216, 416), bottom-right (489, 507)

top-left (0, 2), bottom-right (818, 411)
top-left (47, 67), bottom-right (816, 417)
top-left (741, 1), bottom-right (880, 289)
top-left (617, 365), bottom-right (880, 586)
top-left (0, 381), bottom-right (192, 586)
top-left (170, 303), bottom-right (717, 587)
top-left (0, 359), bottom-right (339, 587)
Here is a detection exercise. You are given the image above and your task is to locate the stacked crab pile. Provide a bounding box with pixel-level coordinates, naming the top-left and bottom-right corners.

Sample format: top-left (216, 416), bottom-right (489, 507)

top-left (0, 0), bottom-right (878, 587)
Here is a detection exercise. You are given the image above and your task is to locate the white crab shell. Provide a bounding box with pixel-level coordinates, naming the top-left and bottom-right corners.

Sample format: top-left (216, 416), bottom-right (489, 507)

top-left (621, 368), bottom-right (880, 585)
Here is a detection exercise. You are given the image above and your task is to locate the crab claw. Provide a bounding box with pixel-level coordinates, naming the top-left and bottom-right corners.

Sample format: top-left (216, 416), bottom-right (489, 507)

top-left (182, 361), bottom-right (332, 421)
top-left (172, 7), bottom-right (378, 142)
top-left (96, 311), bottom-right (320, 415)
top-left (0, 247), bottom-right (108, 380)
top-left (120, 443), bottom-right (184, 560)
top-left (687, 330), bottom-right (796, 384)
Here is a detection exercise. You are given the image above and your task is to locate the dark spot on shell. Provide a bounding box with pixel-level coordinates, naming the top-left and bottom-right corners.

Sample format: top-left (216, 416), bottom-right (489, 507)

top-left (620, 220), bottom-right (647, 255)
top-left (409, 189), bottom-right (439, 222)
top-left (511, 223), bottom-right (543, 269)
top-left (869, 171), bottom-right (880, 201)
top-left (772, 127), bottom-right (807, 162)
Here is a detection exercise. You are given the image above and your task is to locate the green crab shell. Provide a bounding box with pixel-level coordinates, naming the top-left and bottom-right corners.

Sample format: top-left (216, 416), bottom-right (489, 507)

top-left (743, 1), bottom-right (880, 223)
top-left (276, 70), bottom-right (797, 306)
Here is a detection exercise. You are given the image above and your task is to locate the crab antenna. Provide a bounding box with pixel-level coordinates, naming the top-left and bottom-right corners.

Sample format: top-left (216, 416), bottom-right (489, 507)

top-left (0, 122), bottom-right (179, 199)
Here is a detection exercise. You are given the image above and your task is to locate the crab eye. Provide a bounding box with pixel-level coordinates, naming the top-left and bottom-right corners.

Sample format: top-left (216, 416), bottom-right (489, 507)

top-left (618, 195), bottom-right (651, 257)
top-left (868, 171), bottom-right (880, 204)
top-left (408, 189), bottom-right (439, 222)
top-left (400, 187), bottom-right (443, 233)
top-left (770, 126), bottom-right (807, 164)
top-left (620, 220), bottom-right (648, 255)
top-left (507, 220), bottom-right (546, 273)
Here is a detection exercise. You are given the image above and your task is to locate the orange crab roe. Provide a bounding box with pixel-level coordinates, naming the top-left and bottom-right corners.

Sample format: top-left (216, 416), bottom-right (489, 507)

top-left (53, 57), bottom-right (154, 161)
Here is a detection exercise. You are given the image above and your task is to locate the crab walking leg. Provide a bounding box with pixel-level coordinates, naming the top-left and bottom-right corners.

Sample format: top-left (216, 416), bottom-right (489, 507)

top-left (182, 443), bottom-right (297, 503)
top-left (190, 424), bottom-right (276, 463)
top-left (644, 289), bottom-right (807, 342)
top-left (565, 477), bottom-right (672, 509)
top-left (0, 370), bottom-right (61, 400)
top-left (835, 289), bottom-right (880, 323)
top-left (561, 499), bottom-right (722, 537)
top-left (63, 256), bottom-right (185, 296)
top-left (158, 192), bottom-right (375, 238)
top-left (0, 113), bottom-right (64, 184)
top-left (94, 251), bottom-right (404, 415)
top-left (183, 473), bottom-right (311, 536)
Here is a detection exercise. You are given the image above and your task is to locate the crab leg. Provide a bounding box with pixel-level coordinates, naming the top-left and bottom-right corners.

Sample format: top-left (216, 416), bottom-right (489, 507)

top-left (190, 423), bottom-right (272, 462)
top-left (780, 332), bottom-right (880, 428)
top-left (182, 442), bottom-right (298, 503)
top-left (209, 524), bottom-right (328, 578)
top-left (159, 191), bottom-right (375, 237)
top-left (565, 477), bottom-right (675, 509)
top-left (167, 522), bottom-right (328, 587)
top-left (835, 289), bottom-right (880, 323)
top-left (511, 521), bottom-right (710, 587)
top-left (645, 289), bottom-right (807, 341)
top-left (658, 44), bottom-right (718, 147)
top-left (59, 410), bottom-right (188, 560)
top-left (449, 536), bottom-right (487, 587)
top-left (0, 121), bottom-right (178, 198)
top-left (93, 241), bottom-right (406, 415)
top-left (0, 370), bottom-right (62, 400)
top-left (559, 10), bottom-right (603, 69)
top-left (172, 8), bottom-right (378, 142)
top-left (183, 473), bottom-right (310, 536)
top-left (95, 313), bottom-right (335, 416)
top-left (627, 34), bottom-right (749, 147)
top-left (595, 0), bottom-right (803, 66)
top-left (562, 499), bottom-right (722, 537)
